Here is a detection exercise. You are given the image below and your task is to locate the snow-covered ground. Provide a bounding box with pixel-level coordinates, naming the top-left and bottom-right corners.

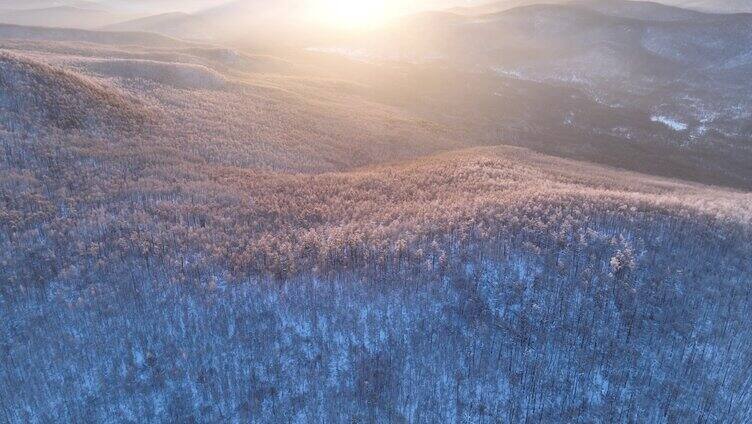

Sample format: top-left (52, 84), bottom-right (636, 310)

top-left (651, 115), bottom-right (688, 131)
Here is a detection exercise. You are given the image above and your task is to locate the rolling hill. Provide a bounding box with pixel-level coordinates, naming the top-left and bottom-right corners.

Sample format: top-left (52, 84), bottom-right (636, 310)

top-left (315, 0), bottom-right (752, 188)
top-left (0, 0), bottom-right (102, 10)
top-left (0, 31), bottom-right (461, 172)
top-left (0, 4), bottom-right (750, 422)
top-left (663, 0), bottom-right (752, 12)
top-left (449, 0), bottom-right (752, 15)
top-left (101, 12), bottom-right (215, 39)
top-left (2, 124), bottom-right (750, 420)
top-left (0, 22), bottom-right (191, 47)
top-left (0, 5), bottom-right (130, 29)
top-left (96, 0), bottom-right (315, 42)
top-left (0, 50), bottom-right (147, 132)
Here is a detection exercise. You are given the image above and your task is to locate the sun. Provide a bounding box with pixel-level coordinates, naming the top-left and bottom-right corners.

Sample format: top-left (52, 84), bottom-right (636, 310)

top-left (311, 0), bottom-right (388, 30)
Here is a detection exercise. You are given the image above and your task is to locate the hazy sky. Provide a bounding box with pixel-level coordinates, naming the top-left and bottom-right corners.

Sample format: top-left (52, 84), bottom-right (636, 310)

top-left (94, 0), bottom-right (752, 17)
top-left (98, 0), bottom-right (486, 30)
top-left (111, 0), bottom-right (484, 14)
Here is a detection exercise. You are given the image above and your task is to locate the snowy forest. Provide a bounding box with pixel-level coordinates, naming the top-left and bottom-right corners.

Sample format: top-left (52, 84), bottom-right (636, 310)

top-left (2, 0), bottom-right (752, 422)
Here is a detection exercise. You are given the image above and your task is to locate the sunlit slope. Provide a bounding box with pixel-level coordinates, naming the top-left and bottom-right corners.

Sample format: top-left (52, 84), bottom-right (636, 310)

top-left (2, 22), bottom-right (751, 187)
top-left (0, 32), bottom-right (460, 172)
top-left (0, 51), bottom-right (148, 132)
top-left (3, 131), bottom-right (750, 285)
top-left (1, 21), bottom-right (751, 423)
top-left (2, 139), bottom-right (751, 421)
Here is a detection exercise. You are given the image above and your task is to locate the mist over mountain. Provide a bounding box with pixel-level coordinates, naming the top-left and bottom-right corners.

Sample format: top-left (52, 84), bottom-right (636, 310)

top-left (318, 0), bottom-right (752, 188)
top-left (1, 0), bottom-right (750, 422)
top-left (101, 12), bottom-right (215, 40)
top-left (0, 5), bottom-right (131, 29)
top-left (88, 0), bottom-right (226, 14)
top-left (449, 0), bottom-right (752, 14)
top-left (0, 0), bottom-right (103, 10)
top-left (100, 0), bottom-right (312, 42)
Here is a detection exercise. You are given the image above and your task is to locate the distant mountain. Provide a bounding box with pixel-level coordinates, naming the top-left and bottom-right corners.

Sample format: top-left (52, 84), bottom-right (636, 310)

top-left (0, 0), bottom-right (102, 10)
top-left (192, 0), bottom-right (317, 42)
top-left (351, 2), bottom-right (751, 112)
top-left (102, 12), bottom-right (214, 39)
top-left (94, 0), bottom-right (224, 14)
top-left (449, 0), bottom-right (714, 19)
top-left (0, 22), bottom-right (190, 47)
top-left (663, 0), bottom-right (752, 13)
top-left (96, 0), bottom-right (312, 42)
top-left (0, 5), bottom-right (129, 29)
top-left (448, 0), bottom-right (559, 15)
top-left (312, 0), bottom-right (752, 188)
top-left (568, 0), bottom-right (707, 20)
top-left (357, 2), bottom-right (752, 82)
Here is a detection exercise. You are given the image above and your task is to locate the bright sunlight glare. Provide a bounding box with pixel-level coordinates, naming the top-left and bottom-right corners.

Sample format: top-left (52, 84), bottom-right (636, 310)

top-left (309, 0), bottom-right (393, 29)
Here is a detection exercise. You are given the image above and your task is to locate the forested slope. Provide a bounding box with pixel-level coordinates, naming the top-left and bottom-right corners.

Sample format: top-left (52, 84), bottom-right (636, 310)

top-left (0, 42), bottom-right (460, 172)
top-left (0, 51), bottom-right (148, 132)
top-left (2, 129), bottom-right (751, 421)
top-left (1, 21), bottom-right (751, 423)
